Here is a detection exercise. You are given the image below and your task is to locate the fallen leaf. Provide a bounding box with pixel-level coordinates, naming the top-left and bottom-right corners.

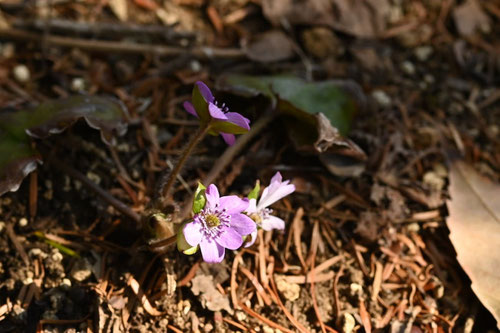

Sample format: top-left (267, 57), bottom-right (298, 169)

top-left (453, 0), bottom-right (491, 37)
top-left (0, 95), bottom-right (128, 196)
top-left (261, 0), bottom-right (390, 38)
top-left (190, 274), bottom-right (233, 314)
top-left (447, 158), bottom-right (500, 329)
top-left (244, 30), bottom-right (295, 63)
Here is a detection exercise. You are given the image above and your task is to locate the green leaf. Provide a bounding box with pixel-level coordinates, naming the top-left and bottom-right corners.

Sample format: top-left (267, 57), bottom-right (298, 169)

top-left (192, 84), bottom-right (210, 124)
top-left (270, 78), bottom-right (356, 136)
top-left (0, 95), bottom-right (128, 196)
top-left (216, 74), bottom-right (277, 107)
top-left (192, 182), bottom-right (207, 214)
top-left (248, 180), bottom-right (260, 200)
top-left (209, 119), bottom-right (249, 135)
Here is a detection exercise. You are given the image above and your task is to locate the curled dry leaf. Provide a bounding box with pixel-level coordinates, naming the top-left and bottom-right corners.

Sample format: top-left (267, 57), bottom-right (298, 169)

top-left (446, 157), bottom-right (500, 329)
top-left (0, 95), bottom-right (128, 196)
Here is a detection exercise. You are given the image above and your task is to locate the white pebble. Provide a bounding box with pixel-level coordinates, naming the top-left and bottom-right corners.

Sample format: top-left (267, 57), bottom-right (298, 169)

top-left (414, 46), bottom-right (433, 62)
top-left (71, 77), bottom-right (85, 92)
top-left (371, 90), bottom-right (392, 107)
top-left (18, 217), bottom-right (28, 227)
top-left (13, 64), bottom-right (30, 83)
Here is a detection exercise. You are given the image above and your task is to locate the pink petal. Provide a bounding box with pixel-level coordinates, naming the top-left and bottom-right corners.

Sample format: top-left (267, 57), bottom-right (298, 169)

top-left (208, 103), bottom-right (228, 120)
top-left (270, 172), bottom-right (283, 184)
top-left (205, 184), bottom-right (220, 210)
top-left (183, 101), bottom-right (198, 117)
top-left (183, 221), bottom-right (203, 246)
top-left (216, 227), bottom-right (243, 250)
top-left (225, 112), bottom-right (250, 130)
top-left (244, 230), bottom-right (258, 248)
top-left (258, 182), bottom-right (295, 210)
top-left (261, 215), bottom-right (285, 231)
top-left (220, 133), bottom-right (235, 145)
top-left (196, 81), bottom-right (215, 103)
top-left (219, 196), bottom-right (249, 214)
top-left (245, 198), bottom-right (257, 214)
top-left (200, 238), bottom-right (225, 263)
top-left (230, 213), bottom-right (256, 236)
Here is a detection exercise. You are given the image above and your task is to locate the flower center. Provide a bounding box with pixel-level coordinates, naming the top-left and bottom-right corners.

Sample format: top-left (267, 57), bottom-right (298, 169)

top-left (213, 100), bottom-right (229, 113)
top-left (194, 205), bottom-right (231, 240)
top-left (249, 208), bottom-right (272, 227)
top-left (205, 214), bottom-right (220, 227)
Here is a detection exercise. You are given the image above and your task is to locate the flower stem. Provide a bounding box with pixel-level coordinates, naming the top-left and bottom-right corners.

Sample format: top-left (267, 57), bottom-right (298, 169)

top-left (156, 122), bottom-right (210, 209)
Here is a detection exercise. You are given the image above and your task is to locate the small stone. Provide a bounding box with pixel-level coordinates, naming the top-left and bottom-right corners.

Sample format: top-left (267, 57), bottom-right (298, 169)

top-left (0, 221), bottom-right (5, 233)
top-left (13, 64), bottom-right (30, 83)
top-left (423, 171), bottom-right (445, 191)
top-left (190, 60), bottom-right (202, 72)
top-left (342, 313), bottom-right (356, 333)
top-left (18, 217), bottom-right (28, 227)
top-left (424, 74), bottom-right (435, 84)
top-left (371, 90), bottom-right (392, 107)
top-left (51, 250), bottom-right (63, 263)
top-left (29, 248), bottom-right (48, 259)
top-left (414, 46), bottom-right (433, 62)
top-left (263, 326), bottom-right (274, 333)
top-left (401, 61), bottom-right (416, 75)
top-left (275, 275), bottom-right (300, 301)
top-left (61, 278), bottom-right (72, 288)
top-left (349, 283), bottom-right (363, 296)
top-left (70, 77), bottom-right (85, 92)
top-left (86, 171), bottom-right (101, 185)
top-left (1, 43), bottom-right (15, 58)
top-left (407, 223), bottom-right (420, 233)
top-left (70, 258), bottom-right (93, 282)
top-left (235, 311), bottom-right (247, 322)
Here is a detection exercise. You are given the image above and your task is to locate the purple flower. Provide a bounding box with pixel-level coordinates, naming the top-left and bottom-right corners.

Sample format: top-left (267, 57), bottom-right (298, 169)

top-left (245, 172), bottom-right (295, 247)
top-left (183, 81), bottom-right (250, 145)
top-left (183, 184), bottom-right (256, 263)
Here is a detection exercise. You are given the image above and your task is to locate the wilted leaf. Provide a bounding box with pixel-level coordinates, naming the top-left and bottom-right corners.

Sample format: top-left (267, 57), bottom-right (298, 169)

top-left (447, 158), bottom-right (500, 329)
top-left (244, 30), bottom-right (295, 63)
top-left (0, 95), bottom-right (128, 196)
top-left (453, 0), bottom-right (491, 37)
top-left (191, 274), bottom-right (232, 313)
top-left (261, 0), bottom-right (390, 38)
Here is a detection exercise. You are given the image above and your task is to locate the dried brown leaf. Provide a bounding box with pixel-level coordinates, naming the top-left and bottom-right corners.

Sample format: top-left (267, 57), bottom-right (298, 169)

top-left (447, 158), bottom-right (500, 329)
top-left (244, 30), bottom-right (295, 63)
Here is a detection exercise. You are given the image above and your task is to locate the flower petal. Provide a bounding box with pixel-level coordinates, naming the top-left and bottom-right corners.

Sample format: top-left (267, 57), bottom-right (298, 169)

top-left (261, 215), bottom-right (286, 231)
top-left (225, 112), bottom-right (250, 131)
top-left (196, 81), bottom-right (215, 103)
top-left (205, 184), bottom-right (220, 210)
top-left (219, 196), bottom-right (249, 214)
top-left (208, 103), bottom-right (228, 120)
top-left (220, 132), bottom-right (235, 145)
top-left (245, 198), bottom-right (257, 214)
top-left (183, 221), bottom-right (203, 246)
top-left (244, 230), bottom-right (258, 248)
top-left (270, 171), bottom-right (283, 184)
top-left (258, 182), bottom-right (295, 210)
top-left (216, 227), bottom-right (243, 250)
top-left (230, 213), bottom-right (257, 236)
top-left (200, 238), bottom-right (225, 263)
top-left (183, 101), bottom-right (198, 117)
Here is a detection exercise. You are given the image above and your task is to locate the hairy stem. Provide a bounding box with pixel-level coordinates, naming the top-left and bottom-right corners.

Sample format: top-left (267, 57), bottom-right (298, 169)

top-left (156, 123), bottom-right (210, 209)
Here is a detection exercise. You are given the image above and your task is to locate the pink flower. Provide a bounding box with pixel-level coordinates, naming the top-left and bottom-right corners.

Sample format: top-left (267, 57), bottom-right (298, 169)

top-left (245, 172), bottom-right (295, 246)
top-left (183, 184), bottom-right (256, 263)
top-left (183, 81), bottom-right (250, 145)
